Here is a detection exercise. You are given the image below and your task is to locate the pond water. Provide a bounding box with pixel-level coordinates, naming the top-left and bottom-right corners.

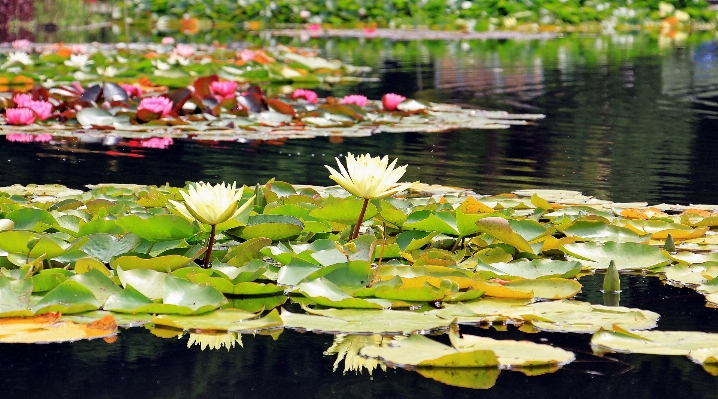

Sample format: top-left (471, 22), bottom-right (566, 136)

top-left (3, 31), bottom-right (718, 397)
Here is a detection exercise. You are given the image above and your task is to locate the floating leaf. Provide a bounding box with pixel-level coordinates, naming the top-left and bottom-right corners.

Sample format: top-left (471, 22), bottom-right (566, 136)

top-left (32, 280), bottom-right (101, 314)
top-left (592, 325), bottom-right (718, 356)
top-left (281, 307), bottom-right (452, 334)
top-left (560, 242), bottom-right (671, 270)
top-left (0, 313), bottom-right (116, 343)
top-left (116, 214), bottom-right (199, 242)
top-left (476, 217), bottom-right (534, 254)
top-left (152, 308), bottom-right (282, 332)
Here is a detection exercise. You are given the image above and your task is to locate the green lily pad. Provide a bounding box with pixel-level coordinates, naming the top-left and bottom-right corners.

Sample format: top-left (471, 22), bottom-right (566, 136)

top-left (225, 215), bottom-right (303, 240)
top-left (152, 308), bottom-right (282, 332)
top-left (82, 233), bottom-right (142, 263)
top-left (295, 278), bottom-right (387, 309)
top-left (0, 276), bottom-right (32, 317)
top-left (281, 307), bottom-right (452, 334)
top-left (476, 217), bottom-right (534, 254)
top-left (475, 259), bottom-right (582, 279)
top-left (116, 214), bottom-right (199, 242)
top-left (592, 326), bottom-right (718, 356)
top-left (33, 280), bottom-right (100, 315)
top-left (110, 254), bottom-right (195, 272)
top-left (0, 231), bottom-right (71, 259)
top-left (69, 268), bottom-right (122, 304)
top-left (309, 198), bottom-right (378, 224)
top-left (560, 242), bottom-right (671, 270)
top-left (560, 221), bottom-right (647, 243)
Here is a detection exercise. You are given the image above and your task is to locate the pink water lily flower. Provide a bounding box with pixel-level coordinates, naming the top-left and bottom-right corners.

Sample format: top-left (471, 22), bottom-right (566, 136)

top-left (121, 84), bottom-right (143, 98)
top-left (138, 97), bottom-right (173, 117)
top-left (141, 137), bottom-right (174, 149)
top-left (210, 81), bottom-right (238, 101)
top-left (71, 44), bottom-right (87, 54)
top-left (25, 100), bottom-right (53, 120)
top-left (12, 39), bottom-right (31, 49)
top-left (13, 93), bottom-right (33, 107)
top-left (382, 93), bottom-right (406, 111)
top-left (162, 37), bottom-right (176, 45)
top-left (239, 49), bottom-right (255, 62)
top-left (292, 89), bottom-right (318, 104)
top-left (340, 94), bottom-right (368, 107)
top-left (5, 108), bottom-right (36, 125)
top-left (174, 44), bottom-right (194, 58)
top-left (34, 134), bottom-right (52, 142)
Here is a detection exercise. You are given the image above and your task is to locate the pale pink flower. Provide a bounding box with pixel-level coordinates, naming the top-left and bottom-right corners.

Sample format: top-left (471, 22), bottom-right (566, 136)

top-left (307, 23), bottom-right (321, 32)
top-left (239, 49), bottom-right (255, 62)
top-left (12, 39), bottom-right (31, 50)
top-left (35, 134), bottom-right (52, 142)
top-left (138, 97), bottom-right (173, 117)
top-left (70, 44), bottom-right (87, 54)
top-left (299, 10), bottom-right (311, 19)
top-left (5, 108), bottom-right (36, 125)
top-left (340, 94), bottom-right (368, 107)
top-left (13, 93), bottom-right (33, 107)
top-left (6, 134), bottom-right (34, 142)
top-left (121, 84), bottom-right (143, 98)
top-left (141, 137), bottom-right (173, 149)
top-left (174, 44), bottom-right (194, 58)
top-left (162, 37), bottom-right (176, 45)
top-left (292, 89), bottom-right (318, 104)
top-left (382, 93), bottom-right (406, 111)
top-left (24, 100), bottom-right (53, 120)
top-left (210, 81), bottom-right (238, 101)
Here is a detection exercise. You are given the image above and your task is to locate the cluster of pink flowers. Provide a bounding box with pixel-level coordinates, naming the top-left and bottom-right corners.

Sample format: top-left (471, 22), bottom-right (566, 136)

top-left (138, 97), bottom-right (173, 117)
top-left (4, 95), bottom-right (54, 125)
top-left (174, 44), bottom-right (194, 58)
top-left (210, 81), bottom-right (238, 101)
top-left (121, 84), bottom-right (143, 98)
top-left (340, 94), bottom-right (368, 107)
top-left (6, 133), bottom-right (52, 143)
top-left (382, 93), bottom-right (406, 111)
top-left (292, 89), bottom-right (318, 104)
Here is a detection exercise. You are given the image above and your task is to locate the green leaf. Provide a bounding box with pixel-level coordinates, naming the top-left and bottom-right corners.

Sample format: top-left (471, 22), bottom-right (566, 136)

top-left (222, 237), bottom-right (272, 266)
top-left (110, 254), bottom-right (194, 272)
top-left (226, 215), bottom-right (303, 240)
top-left (476, 217), bottom-right (534, 254)
top-left (309, 198), bottom-right (378, 224)
top-left (0, 276), bottom-right (32, 317)
top-left (560, 242), bottom-right (671, 270)
top-left (5, 208), bottom-right (56, 231)
top-left (281, 307), bottom-right (452, 334)
top-left (33, 280), bottom-right (100, 315)
top-left (69, 268), bottom-right (122, 304)
top-left (475, 259), bottom-right (582, 279)
top-left (116, 214), bottom-right (199, 242)
top-left (152, 308), bottom-right (282, 332)
top-left (82, 233), bottom-right (142, 263)
top-left (560, 221), bottom-right (647, 243)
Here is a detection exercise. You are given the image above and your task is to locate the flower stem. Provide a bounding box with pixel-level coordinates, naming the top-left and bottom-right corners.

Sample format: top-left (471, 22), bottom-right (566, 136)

top-left (352, 198), bottom-right (370, 240)
top-left (203, 224), bottom-right (217, 269)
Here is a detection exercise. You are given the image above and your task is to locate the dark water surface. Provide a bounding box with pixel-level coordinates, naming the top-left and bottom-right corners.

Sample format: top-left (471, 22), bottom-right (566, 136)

top-left (3, 33), bottom-right (718, 397)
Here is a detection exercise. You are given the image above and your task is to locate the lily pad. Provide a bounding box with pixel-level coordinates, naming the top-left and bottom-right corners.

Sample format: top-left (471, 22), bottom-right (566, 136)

top-left (560, 242), bottom-right (671, 270)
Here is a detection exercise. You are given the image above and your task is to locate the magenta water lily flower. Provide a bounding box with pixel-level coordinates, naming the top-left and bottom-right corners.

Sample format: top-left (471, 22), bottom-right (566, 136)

top-left (5, 108), bottom-right (36, 125)
top-left (340, 94), bottom-right (368, 107)
top-left (121, 84), bottom-right (143, 98)
top-left (25, 100), bottom-right (53, 120)
top-left (138, 97), bottom-right (173, 117)
top-left (13, 93), bottom-right (32, 107)
top-left (292, 89), bottom-right (318, 104)
top-left (210, 81), bottom-right (238, 101)
top-left (382, 93), bottom-right (406, 111)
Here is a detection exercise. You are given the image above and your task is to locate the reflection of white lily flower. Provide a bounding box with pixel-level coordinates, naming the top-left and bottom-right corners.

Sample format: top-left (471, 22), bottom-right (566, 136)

top-left (187, 332), bottom-right (243, 351)
top-left (97, 66), bottom-right (119, 77)
top-left (325, 334), bottom-right (394, 375)
top-left (1, 52), bottom-right (33, 69)
top-left (152, 59), bottom-right (171, 71)
top-left (167, 53), bottom-right (190, 66)
top-left (64, 54), bottom-right (93, 70)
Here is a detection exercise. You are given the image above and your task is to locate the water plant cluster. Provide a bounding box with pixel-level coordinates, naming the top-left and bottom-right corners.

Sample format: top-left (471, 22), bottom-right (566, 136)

top-left (127, 0), bottom-right (716, 33)
top-left (2, 168), bottom-right (718, 383)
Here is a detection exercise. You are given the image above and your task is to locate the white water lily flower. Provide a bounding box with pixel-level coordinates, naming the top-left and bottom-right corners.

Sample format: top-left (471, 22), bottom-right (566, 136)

top-left (167, 53), bottom-right (190, 66)
top-left (64, 53), bottom-right (93, 70)
top-left (1, 52), bottom-right (33, 69)
top-left (152, 59), bottom-right (171, 71)
top-left (97, 66), bottom-right (119, 77)
top-left (325, 153), bottom-right (418, 199)
top-left (169, 181), bottom-right (252, 225)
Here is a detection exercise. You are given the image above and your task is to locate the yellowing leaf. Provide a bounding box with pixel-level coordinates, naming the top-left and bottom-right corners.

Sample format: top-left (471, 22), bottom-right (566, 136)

top-left (456, 196), bottom-right (495, 214)
top-left (0, 313), bottom-right (117, 343)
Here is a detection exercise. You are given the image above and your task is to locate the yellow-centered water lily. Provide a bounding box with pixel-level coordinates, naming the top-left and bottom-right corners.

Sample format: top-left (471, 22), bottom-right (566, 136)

top-left (325, 153), bottom-right (418, 199)
top-left (169, 181), bottom-right (254, 268)
top-left (326, 153), bottom-right (418, 240)
top-left (169, 181), bottom-right (250, 226)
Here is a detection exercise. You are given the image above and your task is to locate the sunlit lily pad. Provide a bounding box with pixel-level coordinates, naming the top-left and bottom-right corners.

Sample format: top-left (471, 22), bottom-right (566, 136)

top-left (560, 242), bottom-right (671, 270)
top-left (0, 312), bottom-right (116, 343)
top-left (475, 259), bottom-right (582, 279)
top-left (281, 307), bottom-right (452, 334)
top-left (592, 325), bottom-right (718, 356)
top-left (153, 308), bottom-right (282, 332)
